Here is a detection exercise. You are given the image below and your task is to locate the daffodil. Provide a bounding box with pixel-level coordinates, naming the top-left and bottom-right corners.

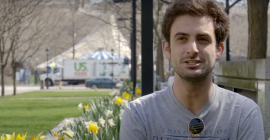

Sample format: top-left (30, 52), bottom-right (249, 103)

top-left (63, 130), bottom-right (74, 140)
top-left (64, 119), bottom-right (72, 127)
top-left (122, 92), bottom-right (130, 100)
top-left (105, 110), bottom-right (113, 117)
top-left (108, 119), bottom-right (115, 127)
top-left (5, 133), bottom-right (15, 140)
top-left (53, 132), bottom-right (58, 137)
top-left (136, 88), bottom-right (141, 95)
top-left (16, 133), bottom-right (27, 140)
top-left (0, 134), bottom-right (4, 140)
top-left (84, 105), bottom-right (89, 110)
top-left (119, 109), bottom-right (124, 120)
top-left (99, 117), bottom-right (106, 127)
top-left (30, 136), bottom-right (36, 140)
top-left (121, 99), bottom-right (128, 108)
top-left (78, 103), bottom-right (83, 110)
top-left (85, 121), bottom-right (99, 135)
top-left (115, 97), bottom-right (122, 106)
top-left (58, 135), bottom-right (64, 140)
top-left (35, 132), bottom-right (45, 140)
top-left (129, 82), bottom-right (133, 85)
top-left (84, 105), bottom-right (90, 112)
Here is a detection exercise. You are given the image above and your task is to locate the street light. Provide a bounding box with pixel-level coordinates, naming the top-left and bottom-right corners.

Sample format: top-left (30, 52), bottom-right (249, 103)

top-left (111, 49), bottom-right (114, 89)
top-left (46, 48), bottom-right (49, 89)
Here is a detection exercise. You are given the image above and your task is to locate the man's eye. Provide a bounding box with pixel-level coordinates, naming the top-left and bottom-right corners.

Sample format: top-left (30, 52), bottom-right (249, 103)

top-left (198, 38), bottom-right (209, 42)
top-left (177, 37), bottom-right (186, 41)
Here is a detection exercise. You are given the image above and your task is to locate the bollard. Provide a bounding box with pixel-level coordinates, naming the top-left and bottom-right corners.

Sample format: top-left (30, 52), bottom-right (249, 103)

top-left (59, 81), bottom-right (62, 89)
top-left (40, 80), bottom-right (44, 90)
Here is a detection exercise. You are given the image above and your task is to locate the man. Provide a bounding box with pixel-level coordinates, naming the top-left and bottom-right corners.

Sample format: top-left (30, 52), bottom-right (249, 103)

top-left (120, 0), bottom-right (265, 140)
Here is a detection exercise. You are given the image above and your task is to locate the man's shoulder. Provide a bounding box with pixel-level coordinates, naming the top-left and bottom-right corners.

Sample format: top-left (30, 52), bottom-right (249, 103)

top-left (129, 87), bottom-right (169, 107)
top-left (215, 85), bottom-right (258, 109)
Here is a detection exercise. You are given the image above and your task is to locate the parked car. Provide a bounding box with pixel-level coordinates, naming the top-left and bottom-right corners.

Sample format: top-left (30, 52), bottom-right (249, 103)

top-left (85, 78), bottom-right (117, 89)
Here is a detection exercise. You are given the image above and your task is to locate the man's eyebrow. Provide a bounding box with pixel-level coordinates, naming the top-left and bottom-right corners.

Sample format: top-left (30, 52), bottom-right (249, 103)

top-left (197, 33), bottom-right (211, 37)
top-left (174, 32), bottom-right (189, 38)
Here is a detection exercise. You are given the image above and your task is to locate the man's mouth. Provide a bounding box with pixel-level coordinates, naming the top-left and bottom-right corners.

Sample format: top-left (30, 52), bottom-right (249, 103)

top-left (185, 60), bottom-right (201, 64)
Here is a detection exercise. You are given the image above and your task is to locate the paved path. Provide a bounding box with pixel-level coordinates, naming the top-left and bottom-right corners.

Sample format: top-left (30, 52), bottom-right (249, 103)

top-left (0, 85), bottom-right (112, 96)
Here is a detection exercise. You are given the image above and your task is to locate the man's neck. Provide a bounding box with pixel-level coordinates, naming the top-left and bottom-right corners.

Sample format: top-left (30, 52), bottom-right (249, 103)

top-left (173, 75), bottom-right (213, 116)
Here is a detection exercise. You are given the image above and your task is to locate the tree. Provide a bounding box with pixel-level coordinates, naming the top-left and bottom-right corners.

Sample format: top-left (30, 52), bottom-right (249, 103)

top-left (0, 0), bottom-right (48, 96)
top-left (247, 0), bottom-right (269, 59)
top-left (10, 5), bottom-right (54, 95)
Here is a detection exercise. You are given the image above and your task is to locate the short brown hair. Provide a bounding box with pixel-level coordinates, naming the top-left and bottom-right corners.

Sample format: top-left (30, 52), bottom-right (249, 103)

top-left (161, 0), bottom-right (229, 45)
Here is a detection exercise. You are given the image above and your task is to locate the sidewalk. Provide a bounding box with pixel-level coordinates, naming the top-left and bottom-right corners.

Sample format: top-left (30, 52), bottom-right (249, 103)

top-left (0, 84), bottom-right (112, 96)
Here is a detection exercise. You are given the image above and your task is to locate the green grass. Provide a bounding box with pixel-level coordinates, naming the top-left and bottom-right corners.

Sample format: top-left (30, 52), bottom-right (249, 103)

top-left (0, 91), bottom-right (110, 139)
top-left (2, 91), bottom-right (109, 98)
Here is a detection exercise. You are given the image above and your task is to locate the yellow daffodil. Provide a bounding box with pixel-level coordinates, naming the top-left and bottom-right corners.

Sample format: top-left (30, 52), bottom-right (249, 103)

top-left (58, 135), bottom-right (64, 140)
top-left (122, 92), bottom-right (130, 100)
top-left (35, 132), bottom-right (45, 140)
top-left (129, 82), bottom-right (133, 85)
top-left (115, 97), bottom-right (122, 106)
top-left (85, 121), bottom-right (99, 135)
top-left (5, 133), bottom-right (15, 140)
top-left (38, 136), bottom-right (45, 140)
top-left (108, 119), bottom-right (115, 127)
top-left (84, 105), bottom-right (89, 110)
top-left (30, 137), bottom-right (36, 140)
top-left (16, 133), bottom-right (26, 140)
top-left (63, 130), bottom-right (74, 140)
top-left (136, 88), bottom-right (141, 95)
top-left (99, 117), bottom-right (106, 127)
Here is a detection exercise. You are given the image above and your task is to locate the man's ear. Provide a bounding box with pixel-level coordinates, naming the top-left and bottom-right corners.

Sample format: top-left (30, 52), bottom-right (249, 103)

top-left (162, 40), bottom-right (171, 59)
top-left (216, 42), bottom-right (224, 60)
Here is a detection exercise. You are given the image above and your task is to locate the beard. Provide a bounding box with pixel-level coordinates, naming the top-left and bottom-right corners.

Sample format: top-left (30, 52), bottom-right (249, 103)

top-left (171, 56), bottom-right (214, 82)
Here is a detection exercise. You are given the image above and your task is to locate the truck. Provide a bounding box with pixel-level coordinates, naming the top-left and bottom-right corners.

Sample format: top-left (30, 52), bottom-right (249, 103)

top-left (40, 59), bottom-right (130, 86)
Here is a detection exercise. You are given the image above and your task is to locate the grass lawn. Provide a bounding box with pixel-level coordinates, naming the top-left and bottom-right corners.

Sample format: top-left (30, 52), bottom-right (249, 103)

top-left (0, 91), bottom-right (110, 139)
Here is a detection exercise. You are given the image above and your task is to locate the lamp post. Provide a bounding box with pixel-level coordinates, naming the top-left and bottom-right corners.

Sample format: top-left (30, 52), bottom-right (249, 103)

top-left (46, 48), bottom-right (49, 89)
top-left (35, 58), bottom-right (39, 84)
top-left (111, 49), bottom-right (114, 89)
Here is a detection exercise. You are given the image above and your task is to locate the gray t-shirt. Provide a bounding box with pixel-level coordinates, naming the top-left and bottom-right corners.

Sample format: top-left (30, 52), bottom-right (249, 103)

top-left (120, 84), bottom-right (264, 140)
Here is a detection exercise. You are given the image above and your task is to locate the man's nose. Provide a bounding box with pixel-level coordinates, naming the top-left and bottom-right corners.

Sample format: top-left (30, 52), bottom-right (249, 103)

top-left (186, 41), bottom-right (199, 56)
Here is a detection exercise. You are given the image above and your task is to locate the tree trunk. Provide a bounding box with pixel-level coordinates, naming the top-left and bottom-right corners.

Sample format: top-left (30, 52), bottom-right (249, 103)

top-left (247, 0), bottom-right (269, 59)
top-left (12, 64), bottom-right (16, 95)
top-left (1, 65), bottom-right (5, 96)
top-left (157, 39), bottom-right (165, 82)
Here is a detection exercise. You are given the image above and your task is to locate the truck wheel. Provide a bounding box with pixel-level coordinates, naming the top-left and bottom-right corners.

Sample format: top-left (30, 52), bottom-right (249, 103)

top-left (91, 84), bottom-right (97, 89)
top-left (45, 79), bottom-right (54, 87)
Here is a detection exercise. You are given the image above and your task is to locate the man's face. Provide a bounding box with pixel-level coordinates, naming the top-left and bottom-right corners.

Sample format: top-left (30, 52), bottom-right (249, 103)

top-left (163, 15), bottom-right (223, 82)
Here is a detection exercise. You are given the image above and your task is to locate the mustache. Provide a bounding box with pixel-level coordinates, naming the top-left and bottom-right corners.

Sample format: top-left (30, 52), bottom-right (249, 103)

top-left (180, 54), bottom-right (203, 61)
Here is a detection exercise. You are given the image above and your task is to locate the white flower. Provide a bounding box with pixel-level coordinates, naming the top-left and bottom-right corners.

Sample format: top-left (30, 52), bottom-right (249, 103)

top-left (105, 110), bottom-right (113, 117)
top-left (78, 103), bottom-right (83, 110)
top-left (64, 119), bottom-right (72, 127)
top-left (99, 117), bottom-right (106, 127)
top-left (121, 99), bottom-right (128, 108)
top-left (108, 118), bottom-right (115, 127)
top-left (109, 90), bottom-right (116, 96)
top-left (63, 129), bottom-right (74, 140)
top-left (119, 109), bottom-right (124, 120)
